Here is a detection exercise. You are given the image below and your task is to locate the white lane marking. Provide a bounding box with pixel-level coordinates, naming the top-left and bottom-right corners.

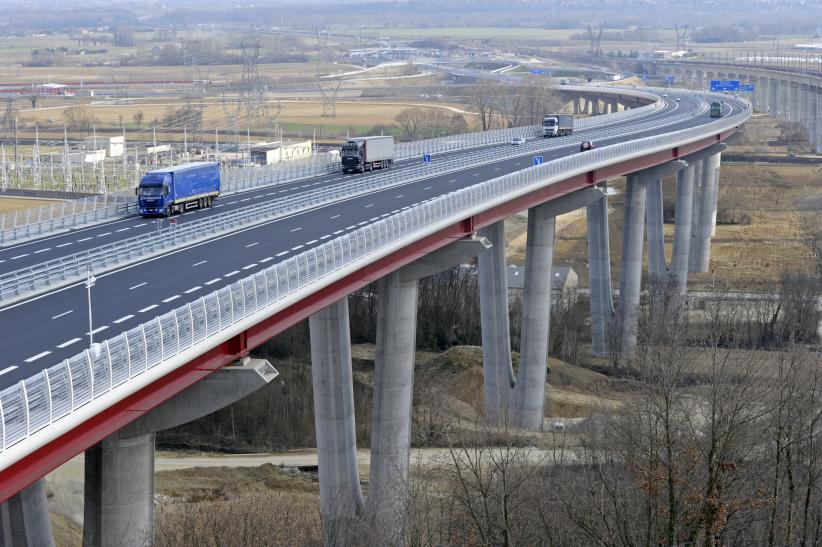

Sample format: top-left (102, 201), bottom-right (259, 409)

top-left (448, 179), bottom-right (456, 183)
top-left (225, 270), bottom-right (240, 277)
top-left (139, 304), bottom-right (158, 313)
top-left (357, 221), bottom-right (368, 226)
top-left (213, 204), bottom-right (224, 208)
top-left (494, 167), bottom-right (501, 171)
top-left (51, 310), bottom-right (73, 320)
top-left (472, 173), bottom-right (479, 177)
top-left (260, 257), bottom-right (274, 263)
top-left (333, 230), bottom-right (344, 235)
top-left (162, 295), bottom-right (181, 303)
top-left (115, 227), bottom-right (131, 232)
top-left (279, 189), bottom-right (288, 193)
top-left (88, 326), bottom-right (108, 335)
top-left (330, 214), bottom-right (340, 219)
top-left (346, 225), bottom-right (356, 230)
top-left (424, 186), bottom-right (432, 190)
top-left (266, 192), bottom-right (276, 196)
top-left (56, 242), bottom-right (73, 248)
top-left (275, 251), bottom-right (289, 258)
top-left (291, 244), bottom-right (304, 251)
top-left (129, 282), bottom-right (147, 290)
top-left (240, 198), bottom-right (252, 202)
top-left (290, 227), bottom-right (302, 232)
top-left (241, 264), bottom-right (257, 270)
top-left (514, 162), bottom-right (521, 166)
top-left (57, 338), bottom-right (82, 348)
top-left (113, 314), bottom-right (134, 324)
top-left (392, 209), bottom-right (400, 214)
top-left (10, 253), bottom-right (29, 260)
top-left (136, 222), bottom-right (149, 226)
top-left (184, 286), bottom-right (202, 294)
top-left (0, 366), bottom-right (17, 377)
top-left (245, 242), bottom-right (259, 248)
top-left (225, 201), bottom-right (238, 205)
top-left (319, 235), bottom-right (332, 240)
top-left (192, 260), bottom-right (207, 267)
top-left (381, 214), bottom-right (389, 218)
top-left (34, 248), bottom-right (51, 254)
top-left (204, 278), bottom-right (222, 285)
top-left (395, 194), bottom-right (405, 198)
top-left (365, 203), bottom-right (374, 208)
top-left (97, 232), bottom-right (112, 237)
top-left (306, 239), bottom-right (318, 245)
top-left (77, 237), bottom-right (92, 242)
top-left (25, 351), bottom-right (51, 363)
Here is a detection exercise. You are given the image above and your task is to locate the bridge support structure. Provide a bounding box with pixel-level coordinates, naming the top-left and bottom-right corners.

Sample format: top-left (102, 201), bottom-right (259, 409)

top-left (81, 358), bottom-right (277, 547)
top-left (587, 191), bottom-right (614, 357)
top-left (0, 480), bottom-right (54, 547)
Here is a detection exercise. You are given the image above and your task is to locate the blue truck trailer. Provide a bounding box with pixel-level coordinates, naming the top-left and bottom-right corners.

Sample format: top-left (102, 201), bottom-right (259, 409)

top-left (136, 162), bottom-right (220, 217)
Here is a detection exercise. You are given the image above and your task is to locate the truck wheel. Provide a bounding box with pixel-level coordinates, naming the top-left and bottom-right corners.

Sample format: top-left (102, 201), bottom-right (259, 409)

top-left (166, 205), bottom-right (173, 216)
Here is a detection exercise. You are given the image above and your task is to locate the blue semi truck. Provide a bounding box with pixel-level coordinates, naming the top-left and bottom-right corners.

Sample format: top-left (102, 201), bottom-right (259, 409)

top-left (136, 162), bottom-right (220, 217)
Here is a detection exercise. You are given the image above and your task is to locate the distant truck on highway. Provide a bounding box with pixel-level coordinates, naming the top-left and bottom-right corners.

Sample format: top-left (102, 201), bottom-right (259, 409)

top-left (542, 115), bottom-right (574, 137)
top-left (341, 136), bottom-right (394, 174)
top-left (710, 101), bottom-right (723, 118)
top-left (136, 162), bottom-right (220, 217)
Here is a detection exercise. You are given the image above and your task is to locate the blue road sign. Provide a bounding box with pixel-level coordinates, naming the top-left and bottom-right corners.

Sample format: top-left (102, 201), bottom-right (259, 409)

top-left (533, 156), bottom-right (544, 166)
top-left (529, 68), bottom-right (552, 76)
top-left (739, 83), bottom-right (755, 92)
top-left (423, 154), bottom-right (431, 164)
top-left (665, 75), bottom-right (675, 84)
top-left (710, 79), bottom-right (740, 92)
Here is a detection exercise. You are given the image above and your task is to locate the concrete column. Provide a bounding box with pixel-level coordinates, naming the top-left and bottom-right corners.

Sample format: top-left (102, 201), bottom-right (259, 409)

top-left (618, 173), bottom-right (647, 354)
top-left (585, 99), bottom-right (592, 115)
top-left (368, 271), bottom-right (417, 536)
top-left (81, 359), bottom-right (277, 547)
top-left (671, 164), bottom-right (696, 297)
top-left (478, 221), bottom-right (514, 423)
top-left (586, 194), bottom-right (614, 357)
top-left (573, 98), bottom-right (580, 115)
top-left (645, 178), bottom-right (666, 279)
top-left (513, 204), bottom-right (555, 430)
top-left (0, 480), bottom-right (55, 547)
top-left (709, 155), bottom-right (722, 237)
top-left (815, 88), bottom-right (822, 152)
top-left (770, 79), bottom-right (779, 116)
top-left (808, 87), bottom-right (818, 147)
top-left (83, 433), bottom-right (155, 547)
top-left (692, 153), bottom-right (721, 272)
top-left (800, 84), bottom-right (809, 132)
top-left (309, 299), bottom-right (364, 526)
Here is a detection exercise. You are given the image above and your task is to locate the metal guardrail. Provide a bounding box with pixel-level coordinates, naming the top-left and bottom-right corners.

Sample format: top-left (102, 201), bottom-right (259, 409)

top-left (0, 90), bottom-right (660, 246)
top-left (0, 96), bottom-right (750, 458)
top-left (0, 96), bottom-right (687, 304)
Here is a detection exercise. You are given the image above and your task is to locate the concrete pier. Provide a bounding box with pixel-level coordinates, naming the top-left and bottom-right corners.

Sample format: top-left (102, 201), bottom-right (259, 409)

top-left (587, 193), bottom-right (614, 356)
top-left (671, 163), bottom-right (696, 297)
top-left (368, 271), bottom-right (417, 536)
top-left (692, 152), bottom-right (721, 272)
top-left (310, 299), bottom-right (365, 528)
top-left (0, 480), bottom-right (55, 547)
top-left (478, 221), bottom-right (515, 423)
top-left (513, 203), bottom-right (555, 430)
top-left (645, 178), bottom-right (666, 279)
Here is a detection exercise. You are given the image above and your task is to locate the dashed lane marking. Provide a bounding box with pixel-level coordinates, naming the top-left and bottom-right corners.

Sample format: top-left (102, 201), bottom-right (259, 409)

top-left (10, 254), bottom-right (28, 260)
top-left (291, 245), bottom-right (304, 251)
top-left (330, 214), bottom-right (340, 219)
top-left (225, 270), bottom-right (240, 277)
top-left (57, 338), bottom-right (81, 348)
top-left (56, 242), bottom-right (72, 248)
top-left (34, 248), bottom-right (51, 254)
top-left (162, 295), bottom-right (181, 303)
top-left (184, 286), bottom-right (202, 294)
top-left (25, 351), bottom-right (51, 363)
top-left (241, 264), bottom-right (257, 270)
top-left (139, 304), bottom-right (158, 313)
top-left (275, 251), bottom-right (289, 257)
top-left (290, 227), bottom-right (302, 232)
top-left (51, 310), bottom-right (73, 320)
top-left (113, 315), bottom-right (134, 324)
top-left (259, 257), bottom-right (274, 263)
top-left (245, 242), bottom-right (259, 248)
top-left (77, 237), bottom-right (92, 242)
top-left (192, 260), bottom-right (207, 266)
top-left (129, 282), bottom-right (147, 290)
top-left (88, 326), bottom-right (109, 335)
top-left (204, 278), bottom-right (222, 285)
top-left (0, 366), bottom-right (19, 377)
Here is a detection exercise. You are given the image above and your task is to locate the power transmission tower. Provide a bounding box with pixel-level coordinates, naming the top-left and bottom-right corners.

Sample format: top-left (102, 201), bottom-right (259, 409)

top-left (675, 24), bottom-right (689, 50)
top-left (315, 28), bottom-right (341, 117)
top-left (587, 24), bottom-right (604, 57)
top-left (239, 36), bottom-right (273, 138)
